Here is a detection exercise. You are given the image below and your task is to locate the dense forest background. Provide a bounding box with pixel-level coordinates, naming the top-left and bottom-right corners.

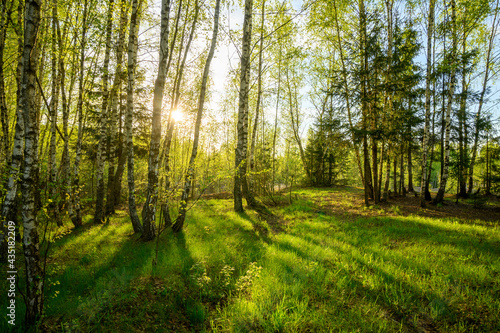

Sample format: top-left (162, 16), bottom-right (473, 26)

top-left (1, 0), bottom-right (500, 330)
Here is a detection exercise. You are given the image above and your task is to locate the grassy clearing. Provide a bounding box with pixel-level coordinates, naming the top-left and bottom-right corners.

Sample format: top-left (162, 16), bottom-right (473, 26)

top-left (2, 187), bottom-right (500, 332)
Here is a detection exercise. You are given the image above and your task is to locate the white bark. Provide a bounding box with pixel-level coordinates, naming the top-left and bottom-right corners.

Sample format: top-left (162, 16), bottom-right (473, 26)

top-left (106, 0), bottom-right (128, 215)
top-left (420, 0), bottom-right (435, 207)
top-left (142, 0), bottom-right (171, 241)
top-left (21, 0), bottom-right (43, 325)
top-left (72, 0), bottom-right (88, 227)
top-left (94, 0), bottom-right (114, 224)
top-left (126, 0), bottom-right (143, 233)
top-left (434, 0), bottom-right (457, 204)
top-left (234, 0), bottom-right (253, 212)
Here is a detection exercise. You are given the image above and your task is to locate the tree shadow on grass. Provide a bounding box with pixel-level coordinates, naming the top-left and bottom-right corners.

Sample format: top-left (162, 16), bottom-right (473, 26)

top-left (237, 211), bottom-right (272, 244)
top-left (270, 233), bottom-right (470, 332)
top-left (41, 204), bottom-right (276, 332)
top-left (269, 215), bottom-right (499, 331)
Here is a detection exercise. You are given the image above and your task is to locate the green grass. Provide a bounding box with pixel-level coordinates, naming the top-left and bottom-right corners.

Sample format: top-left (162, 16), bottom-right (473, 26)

top-left (2, 188), bottom-right (500, 332)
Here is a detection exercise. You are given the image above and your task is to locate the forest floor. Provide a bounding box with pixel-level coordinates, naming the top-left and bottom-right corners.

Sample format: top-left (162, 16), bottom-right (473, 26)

top-left (2, 186), bottom-right (500, 332)
top-left (296, 186), bottom-right (500, 226)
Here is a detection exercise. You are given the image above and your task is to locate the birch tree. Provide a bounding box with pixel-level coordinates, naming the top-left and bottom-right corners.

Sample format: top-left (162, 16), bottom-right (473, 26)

top-left (21, 0), bottom-right (43, 324)
top-left (359, 0), bottom-right (370, 206)
top-left (71, 0), bottom-right (89, 228)
top-left (434, 0), bottom-right (457, 205)
top-left (160, 0), bottom-right (200, 228)
top-left (142, 0), bottom-right (171, 241)
top-left (106, 0), bottom-right (128, 215)
top-left (249, 0), bottom-right (265, 172)
top-left (0, 0), bottom-right (10, 163)
top-left (420, 0), bottom-right (435, 207)
top-left (49, 0), bottom-right (61, 226)
top-left (234, 0), bottom-right (255, 212)
top-left (126, 0), bottom-right (143, 233)
top-left (0, 0), bottom-right (23, 261)
top-left (94, 0), bottom-right (114, 224)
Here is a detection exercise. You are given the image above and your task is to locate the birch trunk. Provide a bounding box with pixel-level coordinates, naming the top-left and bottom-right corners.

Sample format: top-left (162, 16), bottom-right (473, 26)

top-left (0, 0), bottom-right (23, 261)
top-left (424, 71), bottom-right (437, 200)
top-left (458, 32), bottom-right (467, 198)
top-left (407, 139), bottom-right (413, 192)
top-left (106, 0), bottom-right (128, 215)
top-left (72, 0), bottom-right (88, 227)
top-left (400, 146), bottom-right (405, 196)
top-left (94, 0), bottom-right (114, 224)
top-left (382, 0), bottom-right (393, 201)
top-left (142, 0), bottom-right (171, 241)
top-left (434, 0), bottom-right (457, 204)
top-left (382, 145), bottom-right (391, 200)
top-left (272, 44), bottom-right (281, 193)
top-left (21, 0), bottom-right (43, 324)
top-left (161, 0), bottom-right (199, 228)
top-left (174, 0), bottom-right (220, 232)
top-left (234, 0), bottom-right (253, 212)
top-left (126, 0), bottom-right (142, 233)
top-left (111, 100), bottom-right (126, 209)
top-left (249, 0), bottom-right (265, 172)
top-left (359, 0), bottom-right (369, 206)
top-left (49, 0), bottom-right (61, 226)
top-left (0, 0), bottom-right (10, 162)
top-left (56, 10), bottom-right (71, 217)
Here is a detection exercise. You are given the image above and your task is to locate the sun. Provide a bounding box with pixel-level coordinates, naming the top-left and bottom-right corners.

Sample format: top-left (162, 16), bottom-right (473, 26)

top-left (171, 108), bottom-right (184, 123)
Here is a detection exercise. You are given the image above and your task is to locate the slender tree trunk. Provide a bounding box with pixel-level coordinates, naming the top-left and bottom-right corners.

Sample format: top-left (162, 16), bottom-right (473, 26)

top-left (272, 44), bottom-right (281, 194)
top-left (144, 0), bottom-right (184, 224)
top-left (371, 127), bottom-right (379, 203)
top-left (112, 97), bottom-right (126, 208)
top-left (382, 145), bottom-right (391, 200)
top-left (286, 68), bottom-right (310, 184)
top-left (407, 139), bottom-right (413, 192)
top-left (94, 0), bottom-right (114, 224)
top-left (434, 0), bottom-right (457, 205)
top-left (234, 0), bottom-right (253, 212)
top-left (249, 0), bottom-right (265, 172)
top-left (468, 0), bottom-right (499, 193)
top-left (0, 0), bottom-right (10, 162)
top-left (125, 0), bottom-right (143, 233)
top-left (0, 0), bottom-right (23, 261)
top-left (106, 0), bottom-right (128, 215)
top-left (425, 77), bottom-right (437, 201)
top-left (142, 0), bottom-right (171, 241)
top-left (21, 0), bottom-right (43, 325)
top-left (458, 29), bottom-right (468, 198)
top-left (49, 0), bottom-right (61, 226)
top-left (381, 0), bottom-right (393, 201)
top-left (359, 0), bottom-right (370, 206)
top-left (174, 0), bottom-right (220, 232)
top-left (400, 146), bottom-right (405, 196)
top-left (160, 0), bottom-right (199, 227)
top-left (393, 153), bottom-right (397, 195)
top-left (56, 11), bottom-right (72, 218)
top-left (425, 32), bottom-right (438, 200)
top-left (420, 0), bottom-right (434, 206)
top-left (71, 0), bottom-right (88, 228)
top-left (485, 132), bottom-right (490, 194)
